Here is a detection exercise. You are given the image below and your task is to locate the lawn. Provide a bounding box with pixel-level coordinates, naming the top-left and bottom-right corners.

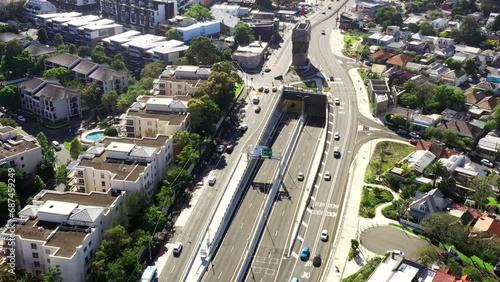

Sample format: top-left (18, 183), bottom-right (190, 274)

top-left (365, 142), bottom-right (414, 183)
top-left (359, 186), bottom-right (394, 218)
top-left (486, 196), bottom-right (500, 209)
top-left (441, 244), bottom-right (495, 273)
top-left (343, 257), bottom-right (382, 282)
top-left (63, 141), bottom-right (72, 151)
top-left (343, 34), bottom-right (360, 46)
top-left (295, 80), bottom-right (317, 89)
top-left (234, 83), bottom-right (243, 97)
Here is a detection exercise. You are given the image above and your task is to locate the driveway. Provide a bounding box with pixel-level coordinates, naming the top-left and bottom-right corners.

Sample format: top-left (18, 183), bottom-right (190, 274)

top-left (360, 226), bottom-right (431, 261)
top-left (56, 147), bottom-right (72, 167)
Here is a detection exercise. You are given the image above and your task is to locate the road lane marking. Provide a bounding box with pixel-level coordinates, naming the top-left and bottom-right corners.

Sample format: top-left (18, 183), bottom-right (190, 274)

top-left (266, 269), bottom-right (276, 275)
top-left (230, 245), bottom-right (234, 253)
top-left (270, 258), bottom-right (279, 264)
top-left (301, 221), bottom-right (308, 228)
top-left (241, 223), bottom-right (244, 229)
top-left (310, 195), bottom-right (315, 201)
top-left (275, 230), bottom-right (279, 237)
top-left (297, 235), bottom-right (303, 242)
top-left (256, 256), bottom-right (266, 263)
top-left (305, 260), bottom-right (313, 267)
top-left (329, 112), bottom-right (334, 116)
top-left (291, 251), bottom-right (298, 259)
top-left (301, 271), bottom-right (311, 279)
top-left (326, 140), bottom-right (330, 145)
top-left (218, 272), bottom-right (222, 280)
top-left (328, 130), bottom-right (332, 134)
top-left (253, 267), bottom-right (262, 274)
top-left (249, 202), bottom-right (253, 208)
top-left (282, 210), bottom-right (285, 216)
top-left (170, 264), bottom-right (175, 274)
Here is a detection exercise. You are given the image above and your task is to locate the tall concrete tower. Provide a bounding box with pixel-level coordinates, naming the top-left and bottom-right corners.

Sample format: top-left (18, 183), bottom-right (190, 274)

top-left (291, 20), bottom-right (312, 67)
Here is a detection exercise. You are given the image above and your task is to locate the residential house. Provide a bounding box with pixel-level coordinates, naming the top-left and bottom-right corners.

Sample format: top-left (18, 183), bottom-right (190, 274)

top-left (88, 66), bottom-right (129, 94)
top-left (426, 62), bottom-right (450, 83)
top-left (403, 16), bottom-right (422, 27)
top-left (24, 0), bottom-right (56, 22)
top-left (468, 12), bottom-right (484, 23)
top-left (370, 64), bottom-right (387, 77)
top-left (407, 188), bottom-right (452, 223)
top-left (411, 113), bottom-right (441, 129)
top-left (473, 213), bottom-right (500, 238)
top-left (480, 49), bottom-right (500, 65)
top-left (368, 33), bottom-right (384, 45)
top-left (441, 154), bottom-right (487, 183)
top-left (159, 16), bottom-right (197, 34)
top-left (486, 13), bottom-right (500, 29)
top-left (49, 17), bottom-right (115, 44)
top-left (18, 78), bottom-right (83, 123)
top-left (386, 54), bottom-right (413, 69)
top-left (369, 50), bottom-right (394, 64)
top-left (153, 65), bottom-right (210, 96)
top-left (448, 202), bottom-right (482, 225)
top-left (232, 41), bottom-right (267, 69)
top-left (176, 21), bottom-right (221, 43)
top-left (339, 11), bottom-right (360, 30)
top-left (474, 81), bottom-right (499, 95)
top-left (468, 95), bottom-right (498, 118)
top-left (432, 269), bottom-right (472, 282)
top-left (431, 18), bottom-right (448, 31)
top-left (367, 79), bottom-right (390, 114)
top-left (45, 0), bottom-right (98, 13)
top-left (59, 15), bottom-right (101, 44)
top-left (454, 45), bottom-right (482, 56)
top-left (451, 53), bottom-right (486, 72)
top-left (407, 41), bottom-right (428, 53)
top-left (441, 69), bottom-right (467, 87)
top-left (405, 150), bottom-right (437, 173)
top-left (44, 53), bottom-right (81, 70)
top-left (379, 35), bottom-right (395, 46)
top-left (436, 37), bottom-right (454, 49)
top-left (386, 41), bottom-right (406, 53)
top-left (100, 0), bottom-right (177, 33)
top-left (414, 139), bottom-right (455, 159)
top-left (477, 130), bottom-right (500, 159)
top-left (434, 44), bottom-right (456, 59)
top-left (437, 119), bottom-right (475, 138)
top-left (367, 252), bottom-right (434, 282)
top-left (356, 2), bottom-right (382, 18)
top-left (0, 189), bottom-right (124, 282)
top-left (23, 41), bottom-right (57, 57)
top-left (212, 9), bottom-right (239, 35)
top-left (385, 26), bottom-right (400, 37)
top-left (76, 20), bottom-right (123, 47)
top-left (404, 62), bottom-right (424, 73)
top-left (68, 135), bottom-right (173, 195)
top-left (0, 126), bottom-right (42, 175)
top-left (121, 96), bottom-right (190, 138)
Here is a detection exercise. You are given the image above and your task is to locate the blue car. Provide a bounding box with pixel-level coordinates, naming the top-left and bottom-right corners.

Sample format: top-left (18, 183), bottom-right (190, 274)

top-left (300, 246), bottom-right (310, 261)
top-left (291, 278), bottom-right (299, 282)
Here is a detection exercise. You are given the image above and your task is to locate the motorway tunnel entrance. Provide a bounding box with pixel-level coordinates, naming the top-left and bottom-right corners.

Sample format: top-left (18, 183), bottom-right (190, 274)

top-left (282, 87), bottom-right (327, 123)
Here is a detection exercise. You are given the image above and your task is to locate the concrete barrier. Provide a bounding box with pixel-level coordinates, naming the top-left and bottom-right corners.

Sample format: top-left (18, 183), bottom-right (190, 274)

top-left (236, 114), bottom-right (305, 282)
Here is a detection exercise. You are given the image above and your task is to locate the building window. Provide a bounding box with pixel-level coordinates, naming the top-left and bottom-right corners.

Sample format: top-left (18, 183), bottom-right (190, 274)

top-left (84, 246), bottom-right (87, 253)
top-left (35, 270), bottom-right (41, 275)
top-left (20, 157), bottom-right (24, 161)
top-left (101, 181), bottom-right (105, 186)
top-left (101, 173), bottom-right (105, 179)
top-left (147, 121), bottom-right (152, 126)
top-left (32, 252), bottom-right (39, 259)
top-left (45, 250), bottom-right (50, 254)
top-left (31, 243), bottom-right (37, 249)
top-left (34, 261), bottom-right (40, 267)
top-left (47, 259), bottom-right (50, 263)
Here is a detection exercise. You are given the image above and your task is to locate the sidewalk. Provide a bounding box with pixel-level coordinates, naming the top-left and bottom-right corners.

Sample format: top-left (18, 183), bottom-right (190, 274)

top-left (323, 139), bottom-right (408, 281)
top-left (347, 68), bottom-right (383, 126)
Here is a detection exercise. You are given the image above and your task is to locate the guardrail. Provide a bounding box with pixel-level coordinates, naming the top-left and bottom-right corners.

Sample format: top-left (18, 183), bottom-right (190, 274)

top-left (236, 113), bottom-right (305, 282)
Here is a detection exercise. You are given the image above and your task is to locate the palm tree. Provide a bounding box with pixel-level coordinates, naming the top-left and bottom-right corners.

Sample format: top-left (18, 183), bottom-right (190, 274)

top-left (425, 161), bottom-right (447, 188)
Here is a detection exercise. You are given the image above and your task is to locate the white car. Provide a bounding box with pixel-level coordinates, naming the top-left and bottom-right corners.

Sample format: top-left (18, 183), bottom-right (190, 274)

top-left (238, 124), bottom-right (248, 132)
top-left (334, 132), bottom-right (340, 140)
top-left (481, 159), bottom-right (494, 168)
top-left (334, 98), bottom-right (340, 105)
top-left (297, 172), bottom-right (304, 181)
top-left (208, 176), bottom-right (217, 186)
top-left (173, 242), bottom-right (183, 256)
top-left (17, 115), bottom-right (26, 122)
top-left (324, 171), bottom-right (331, 181)
top-left (217, 144), bottom-right (225, 153)
top-left (51, 140), bottom-right (62, 151)
top-left (320, 230), bottom-right (328, 241)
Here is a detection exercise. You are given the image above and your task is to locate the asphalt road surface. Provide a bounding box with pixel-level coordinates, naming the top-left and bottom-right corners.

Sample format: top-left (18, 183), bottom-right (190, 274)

top-left (203, 113), bottom-right (300, 282)
top-left (246, 116), bottom-right (324, 282)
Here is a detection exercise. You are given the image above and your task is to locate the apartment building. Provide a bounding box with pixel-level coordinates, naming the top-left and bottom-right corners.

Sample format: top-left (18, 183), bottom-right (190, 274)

top-left (177, 20), bottom-right (221, 42)
top-left (0, 189), bottom-right (124, 281)
top-left (24, 0), bottom-right (57, 22)
top-left (67, 135), bottom-right (173, 196)
top-left (18, 78), bottom-right (83, 122)
top-left (122, 96), bottom-right (190, 138)
top-left (153, 65), bottom-right (210, 96)
top-left (46, 0), bottom-right (99, 13)
top-left (44, 53), bottom-right (129, 94)
top-left (0, 126), bottom-right (42, 175)
top-left (100, 0), bottom-right (177, 33)
top-left (34, 11), bottom-right (82, 28)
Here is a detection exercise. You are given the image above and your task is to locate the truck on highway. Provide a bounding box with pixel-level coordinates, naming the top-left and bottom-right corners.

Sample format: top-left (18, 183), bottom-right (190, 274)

top-left (140, 265), bottom-right (158, 282)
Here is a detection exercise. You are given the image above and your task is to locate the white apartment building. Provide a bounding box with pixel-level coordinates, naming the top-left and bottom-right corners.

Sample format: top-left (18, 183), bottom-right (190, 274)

top-left (67, 135), bottom-right (173, 197)
top-left (18, 78), bottom-right (83, 123)
top-left (24, 0), bottom-right (57, 22)
top-left (122, 96), bottom-right (190, 138)
top-left (153, 65), bottom-right (211, 96)
top-left (34, 11), bottom-right (82, 28)
top-left (44, 53), bottom-right (129, 94)
top-left (0, 126), bottom-right (42, 175)
top-left (0, 189), bottom-right (124, 282)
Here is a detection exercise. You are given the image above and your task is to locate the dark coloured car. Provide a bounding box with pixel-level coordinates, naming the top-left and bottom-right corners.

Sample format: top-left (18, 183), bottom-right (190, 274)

top-left (258, 87), bottom-right (264, 92)
top-left (313, 255), bottom-right (321, 267)
top-left (274, 75), bottom-right (283, 80)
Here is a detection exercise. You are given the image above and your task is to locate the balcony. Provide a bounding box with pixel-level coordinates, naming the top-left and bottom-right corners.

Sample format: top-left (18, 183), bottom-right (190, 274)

top-left (70, 178), bottom-right (85, 186)
top-left (69, 170), bottom-right (84, 178)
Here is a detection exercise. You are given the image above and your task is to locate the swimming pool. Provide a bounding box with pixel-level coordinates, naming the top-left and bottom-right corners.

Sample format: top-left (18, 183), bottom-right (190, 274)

top-left (81, 130), bottom-right (104, 143)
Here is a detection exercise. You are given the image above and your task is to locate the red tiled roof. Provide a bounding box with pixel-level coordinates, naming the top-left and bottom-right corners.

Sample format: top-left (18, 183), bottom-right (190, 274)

top-left (386, 54), bottom-right (414, 67)
top-left (432, 270), bottom-right (471, 282)
top-left (370, 50), bottom-right (394, 60)
top-left (475, 96), bottom-right (498, 112)
top-left (473, 213), bottom-right (500, 237)
top-left (447, 203), bottom-right (482, 220)
top-left (414, 139), bottom-right (455, 158)
top-left (465, 91), bottom-right (487, 105)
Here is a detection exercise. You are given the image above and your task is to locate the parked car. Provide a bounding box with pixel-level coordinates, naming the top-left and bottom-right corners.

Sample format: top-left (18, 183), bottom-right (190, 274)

top-left (313, 254), bottom-right (322, 267)
top-left (330, 76), bottom-right (334, 81)
top-left (254, 106), bottom-right (261, 113)
top-left (409, 138), bottom-right (418, 145)
top-left (217, 145), bottom-right (225, 153)
top-left (17, 115), bottom-right (26, 122)
top-left (226, 144), bottom-right (234, 154)
top-left (300, 247), bottom-right (310, 261)
top-left (238, 124), bottom-right (248, 132)
top-left (272, 86), bottom-right (278, 92)
top-left (264, 87), bottom-right (270, 93)
top-left (481, 159), bottom-right (494, 168)
top-left (258, 87), bottom-right (264, 92)
top-left (333, 147), bottom-right (341, 158)
top-left (264, 67), bottom-right (271, 72)
top-left (409, 132), bottom-right (420, 139)
top-left (172, 242), bottom-right (183, 257)
top-left (324, 171), bottom-right (331, 181)
top-left (320, 230), bottom-right (328, 241)
top-left (298, 172), bottom-right (304, 181)
top-left (51, 141), bottom-right (62, 151)
top-left (321, 30), bottom-right (326, 35)
top-left (274, 75), bottom-right (283, 80)
top-left (397, 129), bottom-right (408, 136)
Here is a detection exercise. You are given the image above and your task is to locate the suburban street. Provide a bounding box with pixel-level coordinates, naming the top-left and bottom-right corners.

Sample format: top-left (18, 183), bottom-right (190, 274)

top-left (203, 112), bottom-right (300, 282)
top-left (247, 116), bottom-right (323, 282)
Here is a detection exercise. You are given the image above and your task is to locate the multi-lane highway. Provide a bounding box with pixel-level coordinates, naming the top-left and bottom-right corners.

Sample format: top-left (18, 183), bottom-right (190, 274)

top-left (203, 111), bottom-right (300, 282)
top-left (247, 114), bottom-right (324, 282)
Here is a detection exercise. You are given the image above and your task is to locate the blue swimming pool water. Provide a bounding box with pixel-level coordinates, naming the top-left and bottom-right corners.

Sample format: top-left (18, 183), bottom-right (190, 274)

top-left (84, 131), bottom-right (104, 141)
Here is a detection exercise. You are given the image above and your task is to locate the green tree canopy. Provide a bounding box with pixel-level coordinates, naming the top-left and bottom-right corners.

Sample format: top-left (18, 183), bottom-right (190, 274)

top-left (55, 164), bottom-right (68, 186)
top-left (41, 266), bottom-right (63, 282)
top-left (0, 118), bottom-right (16, 127)
top-left (375, 6), bottom-right (403, 27)
top-left (417, 246), bottom-right (439, 267)
top-left (54, 33), bottom-right (64, 48)
top-left (461, 266), bottom-right (482, 282)
top-left (0, 85), bottom-right (18, 112)
top-left (183, 4), bottom-right (213, 21)
top-left (91, 45), bottom-right (112, 64)
top-left (188, 95), bottom-right (220, 135)
top-left (444, 58), bottom-right (462, 70)
top-left (164, 166), bottom-right (193, 195)
top-left (37, 28), bottom-right (48, 44)
top-left (211, 61), bottom-right (243, 84)
top-left (104, 126), bottom-right (118, 137)
top-left (101, 90), bottom-right (118, 115)
top-left (69, 137), bottom-right (83, 159)
top-left (462, 58), bottom-right (477, 74)
top-left (142, 205), bottom-right (167, 233)
top-left (43, 67), bottom-right (70, 85)
top-left (183, 36), bottom-right (222, 65)
top-left (419, 21), bottom-right (436, 36)
top-left (36, 132), bottom-right (56, 183)
top-left (233, 22), bottom-right (255, 45)
top-left (140, 61), bottom-right (165, 79)
top-left (91, 225), bottom-right (132, 280)
top-left (172, 131), bottom-right (191, 147)
top-left (492, 15), bottom-right (500, 31)
top-left (452, 16), bottom-right (484, 46)
top-left (400, 93), bottom-right (420, 109)
top-left (105, 248), bottom-right (142, 282)
top-left (165, 28), bottom-right (182, 41)
top-left (427, 85), bottom-right (465, 113)
top-left (194, 71), bottom-right (236, 111)
top-left (77, 45), bottom-right (93, 57)
top-left (81, 83), bottom-right (103, 108)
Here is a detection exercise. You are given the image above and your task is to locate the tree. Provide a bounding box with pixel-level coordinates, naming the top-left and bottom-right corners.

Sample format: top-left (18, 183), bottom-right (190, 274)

top-left (55, 164), bottom-right (68, 186)
top-left (105, 248), bottom-right (142, 282)
top-left (81, 83), bottom-right (103, 108)
top-left (462, 58), bottom-right (477, 74)
top-left (54, 33), bottom-right (64, 48)
top-left (68, 44), bottom-right (77, 54)
top-left (391, 114), bottom-right (406, 127)
top-left (69, 138), bottom-right (83, 159)
top-left (37, 28), bottom-right (48, 44)
top-left (92, 225), bottom-right (132, 281)
top-left (211, 61), bottom-right (243, 84)
top-left (141, 61), bottom-right (165, 79)
top-left (447, 258), bottom-right (463, 277)
top-left (77, 45), bottom-right (93, 57)
top-left (165, 28), bottom-right (182, 41)
top-left (461, 266), bottom-right (482, 282)
top-left (36, 132), bottom-right (56, 183)
top-left (419, 22), bottom-right (436, 36)
top-left (233, 22), bottom-right (255, 45)
top-left (175, 141), bottom-right (200, 168)
top-left (43, 67), bottom-right (70, 85)
top-left (101, 91), bottom-right (118, 115)
top-left (400, 93), bottom-right (421, 109)
top-left (41, 266), bottom-right (63, 282)
top-left (444, 58), bottom-right (462, 70)
top-left (188, 96), bottom-right (220, 135)
top-left (421, 212), bottom-right (466, 245)
top-left (195, 71), bottom-right (236, 111)
top-left (142, 205), bottom-right (167, 233)
top-left (255, 0), bottom-right (272, 9)
top-left (0, 118), bottom-right (16, 127)
top-left (0, 85), bottom-right (18, 112)
top-left (453, 16), bottom-right (484, 46)
top-left (165, 166), bottom-right (192, 195)
top-left (479, 0), bottom-right (494, 17)
top-left (424, 161), bottom-right (447, 188)
top-left (0, 182), bottom-right (20, 225)
top-left (91, 45), bottom-right (112, 64)
top-left (417, 246), bottom-right (439, 267)
top-left (183, 36), bottom-right (222, 65)
top-left (172, 131), bottom-right (191, 147)
top-left (492, 15), bottom-right (500, 31)
top-left (375, 6), bottom-right (403, 27)
top-left (425, 127), bottom-right (445, 140)
top-left (442, 129), bottom-right (458, 146)
top-left (428, 85), bottom-right (465, 113)
top-left (33, 175), bottom-right (46, 192)
top-left (468, 176), bottom-right (495, 209)
top-left (183, 4), bottom-right (213, 21)
top-left (104, 126), bottom-right (118, 137)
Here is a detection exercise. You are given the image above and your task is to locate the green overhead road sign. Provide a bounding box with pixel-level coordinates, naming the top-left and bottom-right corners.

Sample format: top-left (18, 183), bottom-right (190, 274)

top-left (262, 148), bottom-right (272, 157)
